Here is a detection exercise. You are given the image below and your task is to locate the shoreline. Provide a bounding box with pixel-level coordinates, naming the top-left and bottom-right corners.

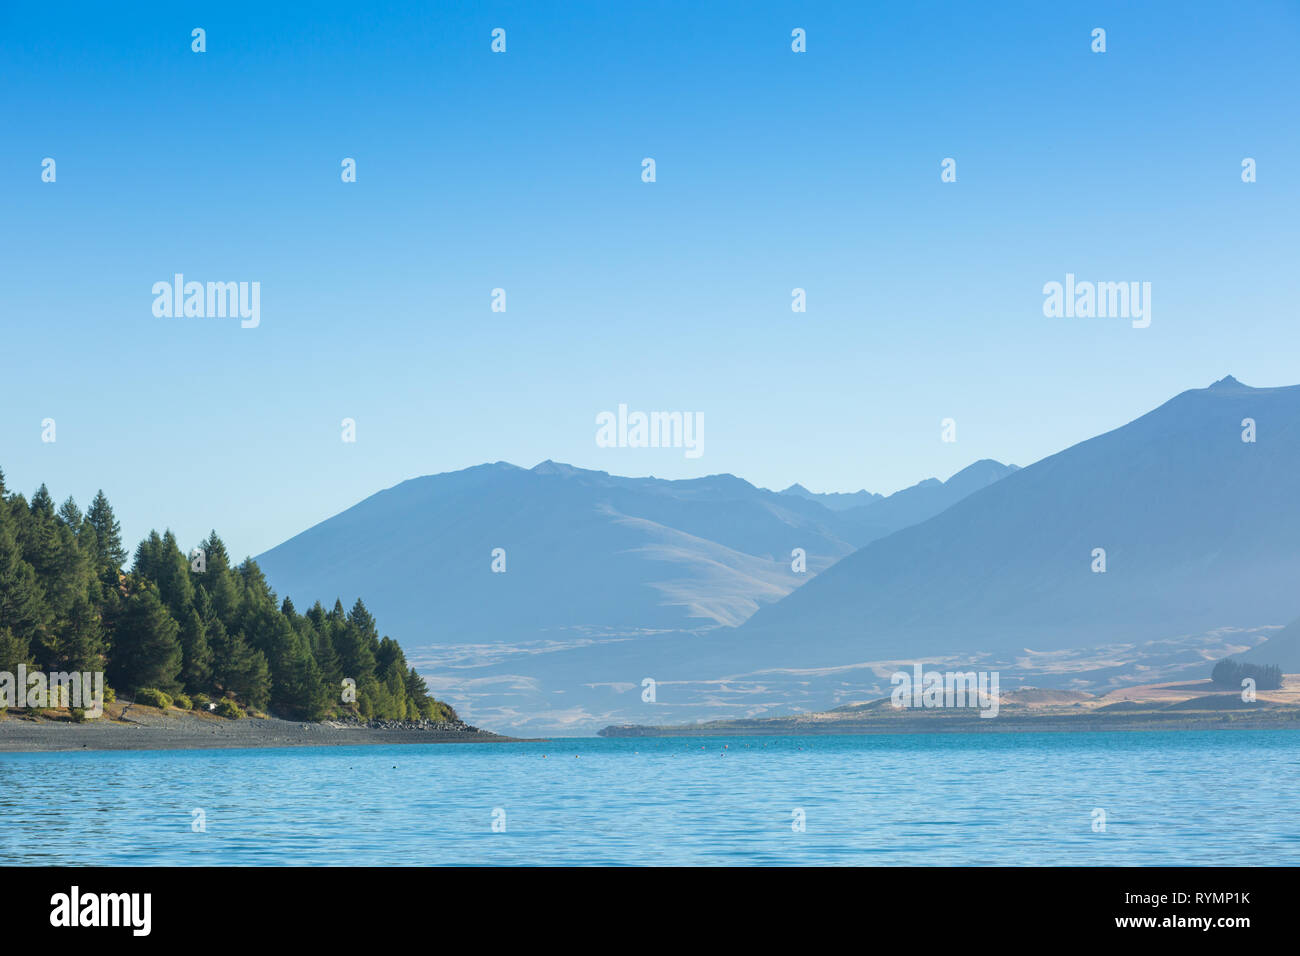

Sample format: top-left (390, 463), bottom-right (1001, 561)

top-left (600, 715), bottom-right (1300, 737)
top-left (0, 708), bottom-right (533, 753)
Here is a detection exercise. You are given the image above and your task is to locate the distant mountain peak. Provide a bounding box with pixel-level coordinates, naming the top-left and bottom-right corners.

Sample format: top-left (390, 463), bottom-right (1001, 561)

top-left (779, 483), bottom-right (881, 511)
top-left (1209, 375), bottom-right (1249, 391)
top-left (530, 460), bottom-right (589, 477)
top-left (947, 459), bottom-right (1020, 483)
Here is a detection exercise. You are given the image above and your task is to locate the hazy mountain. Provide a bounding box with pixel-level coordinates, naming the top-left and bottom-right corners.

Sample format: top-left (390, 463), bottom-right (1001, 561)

top-left (257, 458), bottom-right (1015, 649)
top-left (725, 376), bottom-right (1300, 670)
top-left (781, 484), bottom-right (882, 511)
top-left (782, 461), bottom-right (1018, 528)
top-left (830, 459), bottom-right (1020, 539)
top-left (256, 377), bottom-right (1300, 734)
top-left (256, 461), bottom-right (855, 646)
top-left (1240, 616), bottom-right (1300, 671)
top-left (258, 377), bottom-right (1300, 732)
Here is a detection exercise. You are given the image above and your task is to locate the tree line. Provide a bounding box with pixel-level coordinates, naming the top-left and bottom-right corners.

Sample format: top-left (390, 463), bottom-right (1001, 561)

top-left (0, 468), bottom-right (455, 722)
top-left (1210, 657), bottom-right (1283, 692)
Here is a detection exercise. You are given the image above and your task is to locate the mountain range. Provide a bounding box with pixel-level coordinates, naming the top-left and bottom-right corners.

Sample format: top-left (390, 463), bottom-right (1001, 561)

top-left (725, 374), bottom-right (1300, 663)
top-left (256, 376), bottom-right (1300, 733)
top-left (256, 457), bottom-right (1018, 640)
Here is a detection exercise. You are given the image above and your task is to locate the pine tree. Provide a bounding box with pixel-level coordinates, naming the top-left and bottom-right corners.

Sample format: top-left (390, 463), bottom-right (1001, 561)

top-left (0, 504), bottom-right (51, 653)
top-left (267, 622), bottom-right (326, 720)
top-left (0, 626), bottom-right (32, 674)
top-left (331, 608), bottom-right (377, 714)
top-left (85, 490), bottom-right (127, 576)
top-left (29, 484), bottom-right (55, 517)
top-left (198, 532), bottom-right (240, 628)
top-left (106, 583), bottom-right (183, 693)
top-left (177, 608), bottom-right (213, 692)
top-left (57, 596), bottom-right (105, 673)
top-left (57, 496), bottom-right (83, 531)
top-left (134, 530), bottom-right (195, 620)
top-left (207, 619), bottom-right (270, 710)
top-left (236, 558), bottom-right (276, 611)
top-left (23, 485), bottom-right (62, 584)
top-left (348, 598), bottom-right (379, 643)
top-left (306, 612), bottom-right (343, 697)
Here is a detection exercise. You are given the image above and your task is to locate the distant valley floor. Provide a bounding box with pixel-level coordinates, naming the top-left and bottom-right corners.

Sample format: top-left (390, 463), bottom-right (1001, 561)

top-left (599, 678), bottom-right (1300, 736)
top-left (414, 624), bottom-right (1283, 736)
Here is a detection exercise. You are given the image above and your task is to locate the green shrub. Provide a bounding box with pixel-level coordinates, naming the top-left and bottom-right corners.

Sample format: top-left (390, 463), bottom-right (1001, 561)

top-left (135, 688), bottom-right (173, 709)
top-left (192, 693), bottom-right (211, 710)
top-left (214, 698), bottom-right (246, 720)
top-left (103, 686), bottom-right (116, 704)
top-left (421, 699), bottom-right (458, 723)
top-left (172, 693), bottom-right (193, 711)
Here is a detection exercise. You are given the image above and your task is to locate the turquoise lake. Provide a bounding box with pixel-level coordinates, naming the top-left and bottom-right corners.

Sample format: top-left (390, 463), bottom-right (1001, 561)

top-left (3, 731), bottom-right (1298, 865)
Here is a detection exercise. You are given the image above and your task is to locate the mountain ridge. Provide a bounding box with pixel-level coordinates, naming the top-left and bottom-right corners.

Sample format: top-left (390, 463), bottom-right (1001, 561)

top-left (253, 376), bottom-right (1299, 733)
top-left (723, 376), bottom-right (1300, 669)
top-left (256, 456), bottom-right (1017, 652)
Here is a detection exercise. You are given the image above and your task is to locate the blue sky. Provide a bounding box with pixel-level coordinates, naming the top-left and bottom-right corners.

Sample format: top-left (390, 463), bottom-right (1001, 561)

top-left (2, 0), bottom-right (1297, 560)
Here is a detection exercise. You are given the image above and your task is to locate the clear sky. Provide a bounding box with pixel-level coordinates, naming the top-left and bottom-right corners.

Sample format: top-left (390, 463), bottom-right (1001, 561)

top-left (2, 0), bottom-right (1297, 561)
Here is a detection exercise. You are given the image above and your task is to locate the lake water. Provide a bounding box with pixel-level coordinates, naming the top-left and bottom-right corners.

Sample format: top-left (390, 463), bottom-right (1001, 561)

top-left (3, 731), bottom-right (1298, 865)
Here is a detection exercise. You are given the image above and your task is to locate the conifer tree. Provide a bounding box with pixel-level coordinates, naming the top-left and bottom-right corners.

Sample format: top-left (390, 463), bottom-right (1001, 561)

top-left (0, 506), bottom-right (49, 649)
top-left (198, 531), bottom-right (240, 628)
top-left (85, 490), bottom-right (127, 577)
top-left (207, 619), bottom-right (270, 710)
top-left (106, 583), bottom-right (183, 693)
top-left (57, 496), bottom-right (83, 531)
top-left (0, 626), bottom-right (32, 674)
top-left (57, 596), bottom-right (105, 673)
top-left (177, 608), bottom-right (213, 692)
